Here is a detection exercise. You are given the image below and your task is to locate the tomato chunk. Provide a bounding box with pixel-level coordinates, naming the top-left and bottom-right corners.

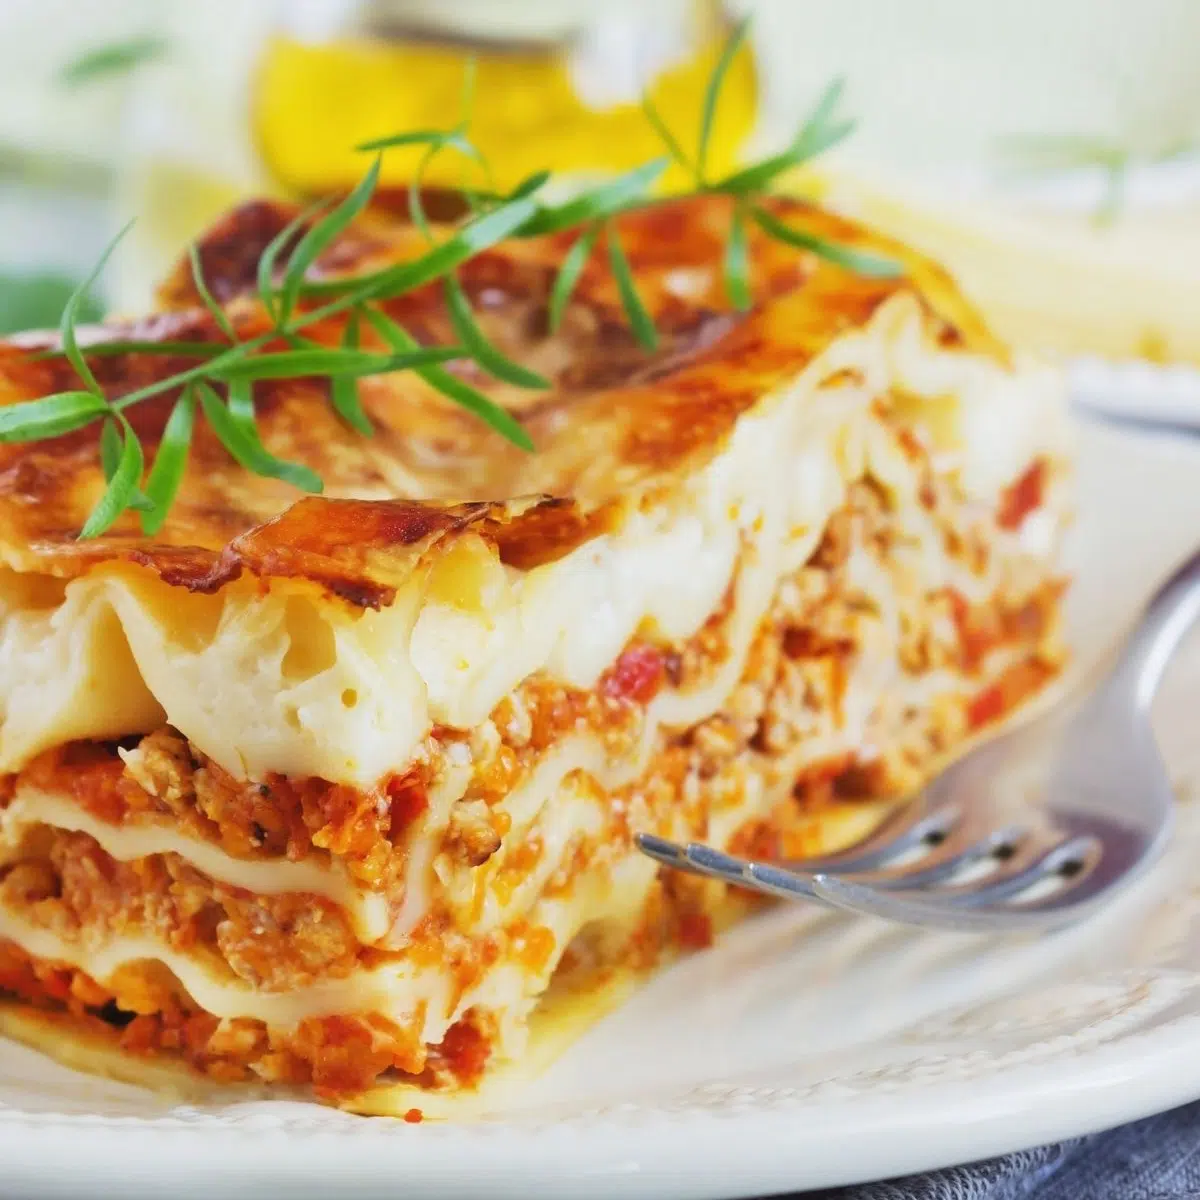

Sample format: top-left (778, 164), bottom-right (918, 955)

top-left (602, 644), bottom-right (666, 705)
top-left (997, 460), bottom-right (1046, 531)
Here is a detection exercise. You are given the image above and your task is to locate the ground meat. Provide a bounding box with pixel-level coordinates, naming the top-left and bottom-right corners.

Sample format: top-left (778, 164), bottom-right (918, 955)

top-left (121, 729), bottom-right (195, 817)
top-left (444, 799), bottom-right (502, 867)
top-left (21, 736), bottom-right (434, 895)
top-left (0, 937), bottom-right (495, 1096)
top-left (0, 830), bottom-right (361, 990)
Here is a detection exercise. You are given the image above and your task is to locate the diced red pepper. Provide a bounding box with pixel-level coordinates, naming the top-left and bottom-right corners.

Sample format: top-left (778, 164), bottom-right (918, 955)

top-left (997, 460), bottom-right (1046, 531)
top-left (677, 911), bottom-right (714, 949)
top-left (386, 772), bottom-right (429, 830)
top-left (602, 644), bottom-right (666, 705)
top-left (966, 683), bottom-right (1006, 730)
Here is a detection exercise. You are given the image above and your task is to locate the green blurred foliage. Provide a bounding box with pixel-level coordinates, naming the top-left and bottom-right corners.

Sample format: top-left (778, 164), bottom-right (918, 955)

top-left (0, 273), bottom-right (101, 334)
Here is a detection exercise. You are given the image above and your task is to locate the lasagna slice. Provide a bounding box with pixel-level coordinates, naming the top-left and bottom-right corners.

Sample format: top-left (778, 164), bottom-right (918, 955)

top-left (0, 195), bottom-right (1068, 1113)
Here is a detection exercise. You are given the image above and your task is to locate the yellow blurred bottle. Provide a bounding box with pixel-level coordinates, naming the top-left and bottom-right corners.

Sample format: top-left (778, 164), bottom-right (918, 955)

top-left (115, 0), bottom-right (757, 310)
top-left (254, 0), bottom-right (756, 197)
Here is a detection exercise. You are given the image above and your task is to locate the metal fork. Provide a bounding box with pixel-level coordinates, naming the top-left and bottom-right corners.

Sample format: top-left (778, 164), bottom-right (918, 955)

top-left (637, 548), bottom-right (1200, 932)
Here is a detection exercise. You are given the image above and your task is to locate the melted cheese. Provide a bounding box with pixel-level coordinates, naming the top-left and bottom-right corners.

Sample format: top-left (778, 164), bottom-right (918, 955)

top-left (0, 295), bottom-right (1068, 788)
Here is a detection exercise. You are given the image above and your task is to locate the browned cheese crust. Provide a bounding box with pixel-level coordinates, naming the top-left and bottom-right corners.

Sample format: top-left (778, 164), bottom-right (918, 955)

top-left (0, 195), bottom-right (1001, 607)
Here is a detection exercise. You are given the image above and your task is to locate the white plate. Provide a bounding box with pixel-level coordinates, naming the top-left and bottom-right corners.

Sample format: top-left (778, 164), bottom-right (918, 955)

top-left (4, 415), bottom-right (1200, 1200)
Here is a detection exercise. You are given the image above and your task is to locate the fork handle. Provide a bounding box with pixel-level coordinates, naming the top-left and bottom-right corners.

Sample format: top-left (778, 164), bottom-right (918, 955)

top-left (1112, 545), bottom-right (1200, 712)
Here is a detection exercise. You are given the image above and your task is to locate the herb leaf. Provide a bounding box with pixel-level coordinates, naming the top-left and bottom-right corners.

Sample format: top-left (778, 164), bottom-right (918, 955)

top-left (548, 225), bottom-right (599, 333)
top-left (0, 390), bottom-right (108, 442)
top-left (519, 159), bottom-right (668, 236)
top-left (256, 203), bottom-right (320, 322)
top-left (141, 387), bottom-right (196, 534)
top-left (211, 345), bottom-right (460, 381)
top-left (329, 311), bottom-right (373, 436)
top-left (310, 194), bottom-right (541, 301)
top-left (98, 414), bottom-right (153, 511)
top-left (716, 80), bottom-right (853, 195)
top-left (444, 274), bottom-right (549, 389)
top-left (80, 417), bottom-right (144, 538)
top-left (279, 156), bottom-right (382, 324)
top-left (696, 16), bottom-right (749, 182)
top-left (715, 149), bottom-right (810, 196)
top-left (724, 206), bottom-right (751, 311)
top-left (790, 78), bottom-right (854, 161)
top-left (61, 36), bottom-right (167, 87)
top-left (405, 129), bottom-right (492, 235)
top-left (408, 143), bottom-right (441, 238)
top-left (61, 220), bottom-right (132, 397)
top-left (25, 14), bottom-right (895, 539)
top-left (198, 381), bottom-right (323, 493)
top-left (31, 339), bottom-right (224, 361)
top-left (188, 245), bottom-right (237, 342)
top-left (642, 95), bottom-right (696, 180)
top-left (363, 307), bottom-right (533, 451)
top-left (607, 221), bottom-right (657, 350)
top-left (464, 170), bottom-right (552, 211)
top-left (356, 128), bottom-right (471, 153)
top-left (100, 415), bottom-right (122, 479)
top-left (503, 171), bottom-right (552, 202)
top-left (751, 206), bottom-right (902, 278)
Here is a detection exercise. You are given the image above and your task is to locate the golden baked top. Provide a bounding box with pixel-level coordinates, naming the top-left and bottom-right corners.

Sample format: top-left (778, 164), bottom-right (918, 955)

top-left (0, 194), bottom-right (994, 607)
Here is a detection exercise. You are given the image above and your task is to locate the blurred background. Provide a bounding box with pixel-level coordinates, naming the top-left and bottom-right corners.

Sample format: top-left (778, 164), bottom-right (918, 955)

top-left (0, 0), bottom-right (1197, 363)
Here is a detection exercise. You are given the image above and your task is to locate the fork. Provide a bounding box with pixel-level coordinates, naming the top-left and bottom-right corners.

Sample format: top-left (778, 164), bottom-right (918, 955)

top-left (637, 548), bottom-right (1200, 932)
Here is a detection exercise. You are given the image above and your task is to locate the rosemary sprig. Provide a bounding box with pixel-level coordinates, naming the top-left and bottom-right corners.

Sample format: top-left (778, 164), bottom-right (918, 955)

top-left (0, 390), bottom-right (107, 441)
top-left (547, 225), bottom-right (599, 333)
top-left (723, 203), bottom-right (751, 310)
top-left (751, 205), bottom-right (901, 278)
top-left (644, 59), bottom-right (901, 302)
top-left (328, 311), bottom-right (373, 437)
top-left (82, 414), bottom-right (145, 537)
top-left (61, 220), bottom-right (133, 399)
top-left (695, 15), bottom-right (750, 183)
top-left (444, 273), bottom-right (549, 389)
top-left (141, 388), bottom-right (195, 535)
top-left (12, 16), bottom-right (902, 540)
top-left (363, 306), bottom-right (534, 450)
top-left (606, 222), bottom-right (657, 351)
top-left (188, 246), bottom-right (236, 342)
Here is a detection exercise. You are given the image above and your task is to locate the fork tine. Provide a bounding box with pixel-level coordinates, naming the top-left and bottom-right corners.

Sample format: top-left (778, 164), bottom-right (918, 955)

top-left (928, 834), bottom-right (1100, 907)
top-left (743, 860), bottom-right (822, 902)
top-left (853, 824), bottom-right (1029, 890)
top-left (636, 834), bottom-right (760, 888)
top-left (811, 832), bottom-right (1105, 929)
top-left (636, 803), bottom-right (1163, 933)
top-left (687, 842), bottom-right (825, 902)
top-left (636, 834), bottom-right (826, 902)
top-left (636, 832), bottom-right (701, 872)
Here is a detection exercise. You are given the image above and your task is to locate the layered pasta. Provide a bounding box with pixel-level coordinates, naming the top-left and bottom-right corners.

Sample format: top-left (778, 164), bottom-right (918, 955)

top-left (0, 194), bottom-right (1068, 1112)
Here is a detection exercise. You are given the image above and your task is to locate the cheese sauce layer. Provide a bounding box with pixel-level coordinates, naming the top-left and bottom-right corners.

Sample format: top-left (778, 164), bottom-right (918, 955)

top-left (0, 296), bottom-right (1066, 784)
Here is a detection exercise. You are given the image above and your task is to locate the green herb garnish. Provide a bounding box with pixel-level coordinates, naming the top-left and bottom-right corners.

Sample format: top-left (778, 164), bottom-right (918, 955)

top-left (19, 17), bottom-right (901, 539)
